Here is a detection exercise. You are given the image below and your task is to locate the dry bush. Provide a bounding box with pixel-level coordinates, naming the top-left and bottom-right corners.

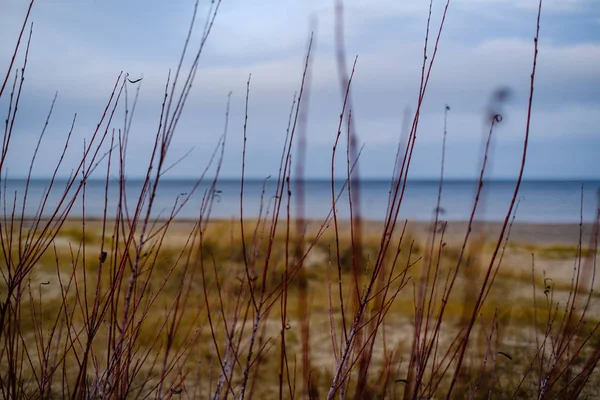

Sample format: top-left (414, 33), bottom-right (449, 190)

top-left (1, 0), bottom-right (599, 399)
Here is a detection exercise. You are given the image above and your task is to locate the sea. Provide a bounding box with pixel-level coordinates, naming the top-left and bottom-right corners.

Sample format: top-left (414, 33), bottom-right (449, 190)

top-left (2, 178), bottom-right (599, 224)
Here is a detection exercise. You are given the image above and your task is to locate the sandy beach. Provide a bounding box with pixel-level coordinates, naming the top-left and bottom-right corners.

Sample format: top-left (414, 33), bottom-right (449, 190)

top-left (336, 220), bottom-right (598, 246)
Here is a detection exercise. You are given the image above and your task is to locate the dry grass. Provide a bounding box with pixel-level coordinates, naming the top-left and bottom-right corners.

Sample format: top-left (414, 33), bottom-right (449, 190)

top-left (3, 219), bottom-right (598, 397)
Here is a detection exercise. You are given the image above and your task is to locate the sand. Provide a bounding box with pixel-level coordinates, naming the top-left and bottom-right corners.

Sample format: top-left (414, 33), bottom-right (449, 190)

top-left (296, 219), bottom-right (597, 246)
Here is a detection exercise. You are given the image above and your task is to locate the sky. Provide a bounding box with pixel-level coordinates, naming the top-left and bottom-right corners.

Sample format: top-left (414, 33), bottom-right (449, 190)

top-left (1, 0), bottom-right (599, 180)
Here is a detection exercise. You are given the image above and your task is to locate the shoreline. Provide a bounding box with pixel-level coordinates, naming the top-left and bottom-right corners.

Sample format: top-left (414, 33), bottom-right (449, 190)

top-left (22, 217), bottom-right (598, 247)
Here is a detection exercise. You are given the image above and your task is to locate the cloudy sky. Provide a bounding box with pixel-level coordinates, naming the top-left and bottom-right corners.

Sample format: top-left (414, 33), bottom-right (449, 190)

top-left (1, 0), bottom-right (599, 180)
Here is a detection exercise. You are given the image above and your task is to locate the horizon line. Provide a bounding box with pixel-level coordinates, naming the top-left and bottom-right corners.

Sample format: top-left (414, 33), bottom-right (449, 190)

top-left (5, 176), bottom-right (600, 183)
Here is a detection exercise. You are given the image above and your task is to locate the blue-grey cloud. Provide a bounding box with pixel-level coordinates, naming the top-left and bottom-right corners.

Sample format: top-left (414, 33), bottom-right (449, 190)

top-left (1, 0), bottom-right (598, 180)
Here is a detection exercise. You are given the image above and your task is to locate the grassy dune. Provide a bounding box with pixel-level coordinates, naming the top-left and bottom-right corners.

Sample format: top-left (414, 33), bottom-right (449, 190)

top-left (3, 218), bottom-right (598, 398)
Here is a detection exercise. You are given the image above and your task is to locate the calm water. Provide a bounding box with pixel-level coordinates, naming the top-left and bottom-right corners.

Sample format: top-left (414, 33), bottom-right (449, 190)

top-left (2, 178), bottom-right (598, 223)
